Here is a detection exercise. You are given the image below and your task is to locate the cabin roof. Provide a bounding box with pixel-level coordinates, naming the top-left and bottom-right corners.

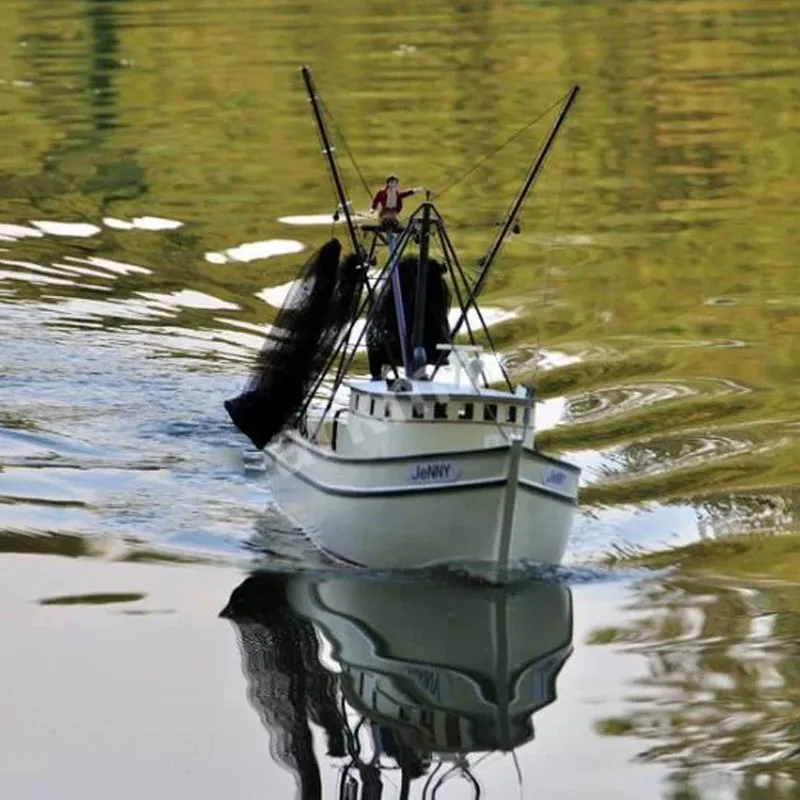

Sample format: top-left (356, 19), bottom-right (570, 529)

top-left (345, 379), bottom-right (523, 403)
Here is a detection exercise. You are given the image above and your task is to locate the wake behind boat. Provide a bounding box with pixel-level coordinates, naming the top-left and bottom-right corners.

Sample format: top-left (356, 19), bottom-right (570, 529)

top-left (224, 66), bottom-right (582, 581)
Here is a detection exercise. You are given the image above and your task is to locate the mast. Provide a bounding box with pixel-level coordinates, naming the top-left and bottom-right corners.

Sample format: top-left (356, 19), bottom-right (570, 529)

top-left (300, 65), bottom-right (364, 259)
top-left (449, 84), bottom-right (580, 342)
top-left (410, 196), bottom-right (433, 376)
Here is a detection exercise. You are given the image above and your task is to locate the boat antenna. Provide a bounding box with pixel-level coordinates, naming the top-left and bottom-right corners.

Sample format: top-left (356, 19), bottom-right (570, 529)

top-left (301, 65), bottom-right (365, 261)
top-left (448, 84), bottom-right (580, 344)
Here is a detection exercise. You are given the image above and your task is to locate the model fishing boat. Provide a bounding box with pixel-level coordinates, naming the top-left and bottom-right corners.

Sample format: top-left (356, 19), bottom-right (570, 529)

top-left (224, 66), bottom-right (582, 579)
top-left (221, 571), bottom-right (574, 798)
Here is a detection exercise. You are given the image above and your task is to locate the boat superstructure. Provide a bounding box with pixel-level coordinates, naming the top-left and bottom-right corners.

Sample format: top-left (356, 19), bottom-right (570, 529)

top-left (224, 66), bottom-right (582, 579)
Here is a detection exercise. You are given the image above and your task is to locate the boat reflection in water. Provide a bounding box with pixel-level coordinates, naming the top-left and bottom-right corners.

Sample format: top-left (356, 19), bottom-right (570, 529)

top-left (220, 572), bottom-right (574, 799)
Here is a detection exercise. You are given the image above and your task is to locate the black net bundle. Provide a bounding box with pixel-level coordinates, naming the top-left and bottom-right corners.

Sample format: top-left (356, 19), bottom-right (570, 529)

top-left (366, 256), bottom-right (452, 379)
top-left (224, 238), bottom-right (365, 449)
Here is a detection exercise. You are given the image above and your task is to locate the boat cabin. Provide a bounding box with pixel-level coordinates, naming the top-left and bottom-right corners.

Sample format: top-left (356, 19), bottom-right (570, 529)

top-left (328, 379), bottom-right (534, 457)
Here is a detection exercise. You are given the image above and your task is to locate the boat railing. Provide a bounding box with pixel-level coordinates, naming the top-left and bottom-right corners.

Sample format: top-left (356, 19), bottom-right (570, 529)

top-left (435, 344), bottom-right (486, 390)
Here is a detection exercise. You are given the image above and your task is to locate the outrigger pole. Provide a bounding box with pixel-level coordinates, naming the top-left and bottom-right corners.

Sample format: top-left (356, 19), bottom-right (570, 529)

top-left (448, 84), bottom-right (581, 344)
top-left (300, 65), bottom-right (410, 366)
top-left (301, 65), bottom-right (364, 261)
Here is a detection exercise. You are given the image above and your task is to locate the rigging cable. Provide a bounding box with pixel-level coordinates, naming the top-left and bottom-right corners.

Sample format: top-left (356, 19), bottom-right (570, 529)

top-left (531, 124), bottom-right (569, 395)
top-left (511, 749), bottom-right (524, 800)
top-left (429, 759), bottom-right (482, 800)
top-left (320, 96), bottom-right (374, 203)
top-left (421, 760), bottom-right (443, 800)
top-left (434, 93), bottom-right (566, 201)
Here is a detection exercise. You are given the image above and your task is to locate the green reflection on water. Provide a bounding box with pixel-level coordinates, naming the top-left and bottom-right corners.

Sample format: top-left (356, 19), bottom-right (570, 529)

top-left (38, 591), bottom-right (145, 605)
top-left (0, 530), bottom-right (228, 565)
top-left (587, 571), bottom-right (800, 798)
top-left (0, 530), bottom-right (91, 557)
top-left (615, 531), bottom-right (800, 581)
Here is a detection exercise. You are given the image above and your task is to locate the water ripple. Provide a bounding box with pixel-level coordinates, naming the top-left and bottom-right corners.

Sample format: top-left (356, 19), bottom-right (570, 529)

top-left (0, 0), bottom-right (797, 575)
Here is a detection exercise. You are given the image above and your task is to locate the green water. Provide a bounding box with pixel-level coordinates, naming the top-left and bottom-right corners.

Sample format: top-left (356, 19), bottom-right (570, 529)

top-left (0, 0), bottom-right (798, 797)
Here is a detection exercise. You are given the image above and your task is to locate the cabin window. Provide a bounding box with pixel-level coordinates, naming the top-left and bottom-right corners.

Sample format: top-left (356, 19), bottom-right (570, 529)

top-left (412, 403), bottom-right (425, 420)
top-left (369, 397), bottom-right (376, 416)
top-left (507, 405), bottom-right (518, 423)
top-left (384, 403), bottom-right (391, 419)
top-left (458, 403), bottom-right (474, 420)
top-left (353, 394), bottom-right (360, 411)
top-left (483, 403), bottom-right (498, 422)
top-left (434, 402), bottom-right (448, 420)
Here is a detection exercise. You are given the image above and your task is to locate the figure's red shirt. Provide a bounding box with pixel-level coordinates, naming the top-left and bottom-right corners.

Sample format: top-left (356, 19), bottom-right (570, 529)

top-left (370, 187), bottom-right (415, 215)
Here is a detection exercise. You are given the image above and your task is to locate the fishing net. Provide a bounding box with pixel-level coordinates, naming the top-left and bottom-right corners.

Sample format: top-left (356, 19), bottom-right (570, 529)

top-left (224, 238), bottom-right (365, 449)
top-left (366, 256), bottom-right (452, 379)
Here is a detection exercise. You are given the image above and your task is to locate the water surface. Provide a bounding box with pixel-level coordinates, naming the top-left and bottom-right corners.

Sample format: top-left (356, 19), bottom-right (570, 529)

top-left (0, 0), bottom-right (798, 797)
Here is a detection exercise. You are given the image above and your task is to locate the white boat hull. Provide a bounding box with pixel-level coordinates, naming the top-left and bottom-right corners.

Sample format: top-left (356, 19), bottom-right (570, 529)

top-left (265, 430), bottom-right (579, 577)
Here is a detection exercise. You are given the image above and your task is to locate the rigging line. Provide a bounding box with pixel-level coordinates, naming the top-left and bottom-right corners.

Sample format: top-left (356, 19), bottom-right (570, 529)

top-left (511, 750), bottom-right (524, 800)
top-left (429, 218), bottom-right (512, 391)
top-left (340, 697), bottom-right (361, 758)
top-left (430, 761), bottom-right (482, 800)
top-left (469, 751), bottom-right (497, 770)
top-left (434, 92), bottom-right (566, 201)
top-left (430, 762), bottom-right (461, 798)
top-left (421, 760), bottom-right (444, 800)
top-left (452, 348), bottom-right (511, 443)
top-left (308, 90), bottom-right (355, 228)
top-left (531, 124), bottom-right (568, 393)
top-left (433, 225), bottom-right (479, 350)
top-left (320, 96), bottom-right (373, 202)
top-left (309, 227), bottom-right (416, 441)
